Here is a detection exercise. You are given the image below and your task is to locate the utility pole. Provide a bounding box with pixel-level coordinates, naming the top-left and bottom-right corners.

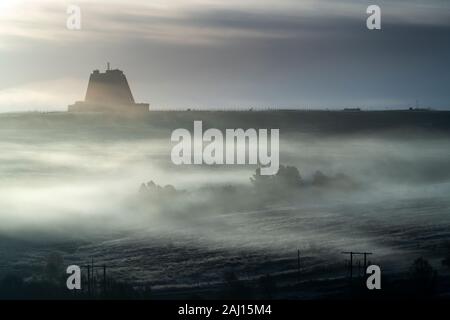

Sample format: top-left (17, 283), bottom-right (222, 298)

top-left (83, 259), bottom-right (108, 298)
top-left (91, 258), bottom-right (95, 296)
top-left (342, 251), bottom-right (373, 281)
top-left (363, 252), bottom-right (369, 269)
top-left (103, 265), bottom-right (107, 295)
top-left (87, 264), bottom-right (91, 296)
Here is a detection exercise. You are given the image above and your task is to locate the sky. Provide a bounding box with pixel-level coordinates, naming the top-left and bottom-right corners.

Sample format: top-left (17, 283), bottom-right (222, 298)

top-left (0, 0), bottom-right (449, 112)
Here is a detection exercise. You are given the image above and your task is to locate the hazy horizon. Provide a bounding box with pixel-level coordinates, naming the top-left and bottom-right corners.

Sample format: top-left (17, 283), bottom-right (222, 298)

top-left (1, 0), bottom-right (450, 113)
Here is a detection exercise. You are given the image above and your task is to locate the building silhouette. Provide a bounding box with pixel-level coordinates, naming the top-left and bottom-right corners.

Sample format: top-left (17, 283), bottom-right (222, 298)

top-left (69, 64), bottom-right (149, 112)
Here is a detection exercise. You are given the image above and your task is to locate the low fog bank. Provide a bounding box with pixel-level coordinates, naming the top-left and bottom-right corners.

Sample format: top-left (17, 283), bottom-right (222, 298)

top-left (1, 131), bottom-right (450, 234)
top-left (1, 113), bottom-right (450, 283)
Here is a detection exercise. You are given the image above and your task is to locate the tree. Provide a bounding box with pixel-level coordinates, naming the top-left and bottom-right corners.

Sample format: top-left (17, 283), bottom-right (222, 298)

top-left (44, 252), bottom-right (64, 283)
top-left (441, 243), bottom-right (450, 269)
top-left (250, 165), bottom-right (303, 189)
top-left (409, 257), bottom-right (437, 296)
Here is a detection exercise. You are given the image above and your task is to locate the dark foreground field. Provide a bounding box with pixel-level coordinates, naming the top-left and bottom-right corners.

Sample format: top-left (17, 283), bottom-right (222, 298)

top-left (1, 110), bottom-right (450, 299)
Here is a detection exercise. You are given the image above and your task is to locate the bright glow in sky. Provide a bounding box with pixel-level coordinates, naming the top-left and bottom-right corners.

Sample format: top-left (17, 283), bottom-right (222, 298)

top-left (0, 0), bottom-right (449, 112)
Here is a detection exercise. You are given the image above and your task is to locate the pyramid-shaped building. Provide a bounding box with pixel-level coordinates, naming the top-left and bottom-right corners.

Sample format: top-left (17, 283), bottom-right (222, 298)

top-left (69, 64), bottom-right (149, 113)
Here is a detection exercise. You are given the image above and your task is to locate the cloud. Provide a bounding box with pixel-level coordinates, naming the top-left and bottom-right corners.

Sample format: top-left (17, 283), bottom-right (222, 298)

top-left (0, 78), bottom-right (85, 112)
top-left (1, 0), bottom-right (449, 48)
top-left (1, 0), bottom-right (449, 111)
